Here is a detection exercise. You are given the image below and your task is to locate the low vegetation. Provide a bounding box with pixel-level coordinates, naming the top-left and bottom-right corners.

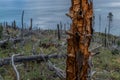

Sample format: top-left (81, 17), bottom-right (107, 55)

top-left (0, 26), bottom-right (119, 80)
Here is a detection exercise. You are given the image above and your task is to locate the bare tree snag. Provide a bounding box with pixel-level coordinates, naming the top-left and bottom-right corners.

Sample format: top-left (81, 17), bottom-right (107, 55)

top-left (29, 18), bottom-right (33, 30)
top-left (13, 20), bottom-right (16, 30)
top-left (66, 0), bottom-right (93, 80)
top-left (21, 10), bottom-right (24, 30)
top-left (21, 10), bottom-right (24, 38)
top-left (57, 24), bottom-right (61, 40)
top-left (104, 28), bottom-right (107, 47)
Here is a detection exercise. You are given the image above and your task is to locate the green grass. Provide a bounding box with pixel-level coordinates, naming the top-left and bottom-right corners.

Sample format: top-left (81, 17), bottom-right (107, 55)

top-left (93, 48), bottom-right (120, 80)
top-left (0, 28), bottom-right (120, 80)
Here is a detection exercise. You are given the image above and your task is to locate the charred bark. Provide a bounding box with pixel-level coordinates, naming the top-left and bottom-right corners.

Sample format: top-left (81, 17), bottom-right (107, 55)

top-left (21, 10), bottom-right (24, 38)
top-left (29, 18), bottom-right (33, 30)
top-left (57, 24), bottom-right (61, 40)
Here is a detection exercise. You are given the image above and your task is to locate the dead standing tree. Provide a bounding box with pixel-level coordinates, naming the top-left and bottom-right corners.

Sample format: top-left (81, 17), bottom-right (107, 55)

top-left (107, 12), bottom-right (113, 47)
top-left (66, 0), bottom-right (93, 80)
top-left (21, 10), bottom-right (24, 39)
top-left (29, 18), bottom-right (33, 30)
top-left (57, 24), bottom-right (61, 40)
top-left (107, 12), bottom-right (113, 35)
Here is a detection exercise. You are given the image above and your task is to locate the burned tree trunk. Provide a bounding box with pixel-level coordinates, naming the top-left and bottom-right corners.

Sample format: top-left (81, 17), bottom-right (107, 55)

top-left (21, 10), bottom-right (24, 38)
top-left (29, 18), bottom-right (33, 30)
top-left (21, 10), bottom-right (24, 31)
top-left (57, 24), bottom-right (61, 40)
top-left (0, 53), bottom-right (66, 67)
top-left (12, 20), bottom-right (16, 30)
top-left (66, 0), bottom-right (93, 80)
top-left (104, 28), bottom-right (107, 47)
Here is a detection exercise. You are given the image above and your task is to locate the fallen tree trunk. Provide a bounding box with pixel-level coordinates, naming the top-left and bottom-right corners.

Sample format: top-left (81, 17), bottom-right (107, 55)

top-left (0, 39), bottom-right (8, 46)
top-left (0, 38), bottom-right (23, 48)
top-left (0, 53), bottom-right (66, 67)
top-left (0, 43), bottom-right (101, 67)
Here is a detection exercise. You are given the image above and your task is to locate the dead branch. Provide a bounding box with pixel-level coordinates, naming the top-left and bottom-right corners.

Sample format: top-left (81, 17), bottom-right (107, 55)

top-left (40, 49), bottom-right (66, 80)
top-left (47, 60), bottom-right (66, 80)
top-left (11, 54), bottom-right (20, 80)
top-left (0, 75), bottom-right (3, 80)
top-left (90, 45), bottom-right (102, 56)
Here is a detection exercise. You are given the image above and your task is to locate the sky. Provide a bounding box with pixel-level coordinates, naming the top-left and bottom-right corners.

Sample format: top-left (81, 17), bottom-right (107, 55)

top-left (0, 0), bottom-right (120, 35)
top-left (0, 0), bottom-right (71, 29)
top-left (94, 0), bottom-right (120, 35)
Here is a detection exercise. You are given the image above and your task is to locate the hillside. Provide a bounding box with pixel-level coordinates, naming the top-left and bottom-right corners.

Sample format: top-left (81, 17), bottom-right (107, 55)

top-left (0, 25), bottom-right (120, 80)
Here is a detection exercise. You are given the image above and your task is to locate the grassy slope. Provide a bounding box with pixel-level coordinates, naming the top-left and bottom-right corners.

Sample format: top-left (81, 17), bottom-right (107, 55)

top-left (0, 28), bottom-right (120, 80)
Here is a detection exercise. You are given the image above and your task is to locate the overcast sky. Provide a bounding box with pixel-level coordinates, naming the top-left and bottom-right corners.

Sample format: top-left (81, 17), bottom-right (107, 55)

top-left (93, 0), bottom-right (120, 35)
top-left (0, 0), bottom-right (119, 35)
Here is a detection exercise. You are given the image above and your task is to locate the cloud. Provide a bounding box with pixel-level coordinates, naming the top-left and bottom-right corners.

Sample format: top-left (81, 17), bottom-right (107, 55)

top-left (94, 8), bottom-right (102, 12)
top-left (101, 2), bottom-right (120, 8)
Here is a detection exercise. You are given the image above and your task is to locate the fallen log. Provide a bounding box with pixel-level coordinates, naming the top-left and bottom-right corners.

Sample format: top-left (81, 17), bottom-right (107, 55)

top-left (0, 38), bottom-right (23, 48)
top-left (0, 53), bottom-right (66, 67)
top-left (0, 39), bottom-right (8, 46)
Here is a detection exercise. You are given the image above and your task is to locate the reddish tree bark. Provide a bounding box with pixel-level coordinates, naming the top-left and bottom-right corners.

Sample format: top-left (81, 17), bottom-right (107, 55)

top-left (66, 0), bottom-right (93, 80)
